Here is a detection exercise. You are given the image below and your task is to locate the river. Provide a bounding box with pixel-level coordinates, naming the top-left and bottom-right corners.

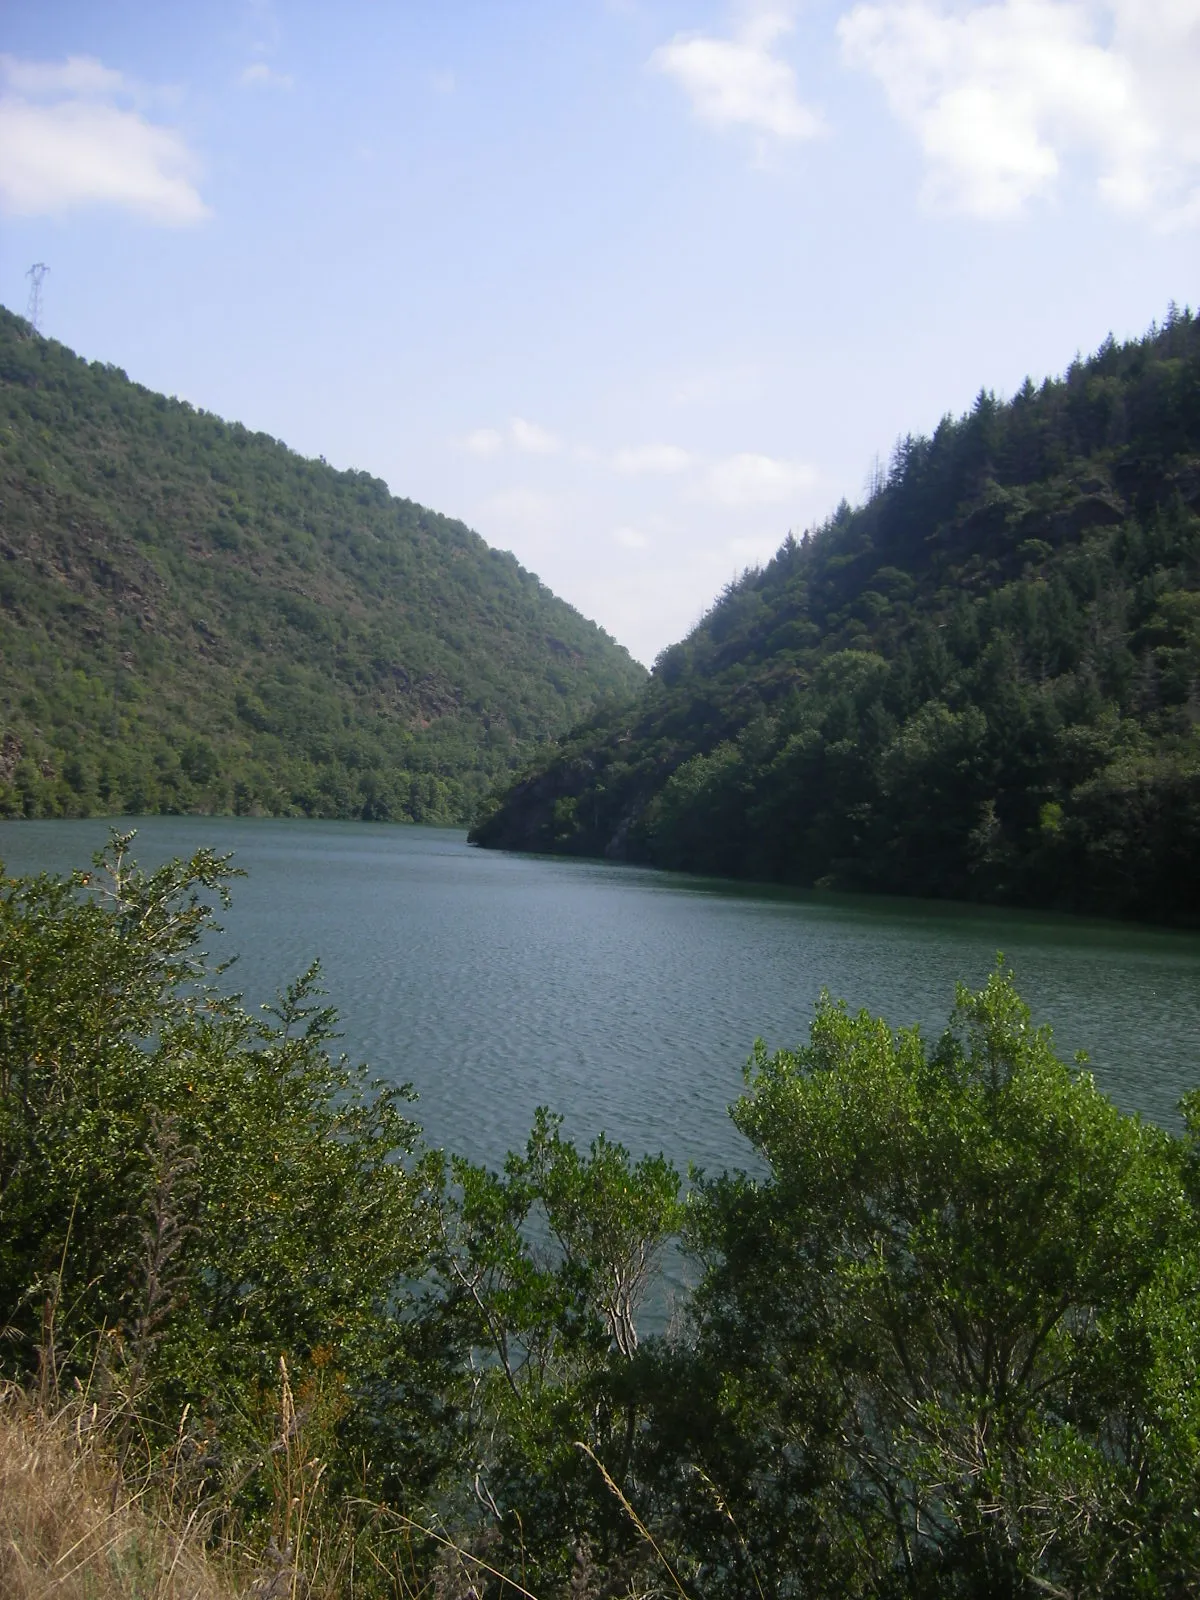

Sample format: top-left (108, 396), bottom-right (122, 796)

top-left (3, 817), bottom-right (1199, 1172)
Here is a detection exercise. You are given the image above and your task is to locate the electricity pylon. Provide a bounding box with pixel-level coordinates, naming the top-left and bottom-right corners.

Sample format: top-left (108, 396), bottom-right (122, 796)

top-left (25, 263), bottom-right (49, 333)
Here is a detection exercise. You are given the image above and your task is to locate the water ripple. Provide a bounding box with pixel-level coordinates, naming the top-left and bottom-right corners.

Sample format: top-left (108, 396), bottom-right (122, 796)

top-left (3, 817), bottom-right (1199, 1178)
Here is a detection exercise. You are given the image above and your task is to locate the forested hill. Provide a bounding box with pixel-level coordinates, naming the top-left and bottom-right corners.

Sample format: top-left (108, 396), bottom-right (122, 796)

top-left (473, 307), bottom-right (1200, 922)
top-left (0, 307), bottom-right (644, 822)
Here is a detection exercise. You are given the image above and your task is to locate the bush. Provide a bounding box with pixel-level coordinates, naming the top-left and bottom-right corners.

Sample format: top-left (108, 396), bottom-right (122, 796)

top-left (668, 966), bottom-right (1200, 1597)
top-left (0, 832), bottom-right (450, 1519)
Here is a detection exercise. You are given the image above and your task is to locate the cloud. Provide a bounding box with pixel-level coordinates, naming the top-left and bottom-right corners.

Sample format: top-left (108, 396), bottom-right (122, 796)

top-left (652, 7), bottom-right (824, 141)
top-left (839, 1), bottom-right (1200, 223)
top-left (613, 525), bottom-right (650, 550)
top-left (702, 452), bottom-right (817, 507)
top-left (459, 424), bottom-right (817, 535)
top-left (465, 427), bottom-right (503, 456)
top-left (0, 55), bottom-right (126, 97)
top-left (510, 416), bottom-right (560, 454)
top-left (462, 418), bottom-right (560, 456)
top-left (239, 62), bottom-right (294, 89)
top-left (0, 54), bottom-right (208, 225)
top-left (612, 443), bottom-right (693, 475)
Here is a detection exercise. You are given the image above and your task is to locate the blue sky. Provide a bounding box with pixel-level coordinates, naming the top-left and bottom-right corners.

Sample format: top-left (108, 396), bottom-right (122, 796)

top-left (2, 1), bottom-right (1197, 663)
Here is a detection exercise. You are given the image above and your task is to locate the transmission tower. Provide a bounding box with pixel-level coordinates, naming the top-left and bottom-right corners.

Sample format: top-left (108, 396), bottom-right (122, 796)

top-left (25, 263), bottom-right (49, 333)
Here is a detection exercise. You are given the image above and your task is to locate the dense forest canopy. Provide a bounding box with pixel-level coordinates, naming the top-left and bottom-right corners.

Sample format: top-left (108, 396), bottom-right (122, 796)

top-left (0, 306), bottom-right (645, 823)
top-left (473, 306), bottom-right (1200, 922)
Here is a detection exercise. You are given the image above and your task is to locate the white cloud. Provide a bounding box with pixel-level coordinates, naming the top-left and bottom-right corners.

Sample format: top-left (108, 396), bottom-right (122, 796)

top-left (702, 452), bottom-right (817, 507)
top-left (462, 417), bottom-right (560, 456)
top-left (239, 62), bottom-right (294, 89)
top-left (0, 55), bottom-right (125, 97)
top-left (839, 1), bottom-right (1200, 223)
top-left (465, 427), bottom-right (503, 456)
top-left (613, 525), bottom-right (650, 549)
top-left (510, 416), bottom-right (560, 454)
top-left (652, 7), bottom-right (824, 142)
top-left (0, 101), bottom-right (209, 225)
top-left (612, 443), bottom-right (693, 475)
top-left (0, 54), bottom-right (208, 225)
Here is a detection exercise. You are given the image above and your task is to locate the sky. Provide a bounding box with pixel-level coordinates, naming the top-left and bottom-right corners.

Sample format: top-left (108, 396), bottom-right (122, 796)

top-left (1, 2), bottom-right (1198, 665)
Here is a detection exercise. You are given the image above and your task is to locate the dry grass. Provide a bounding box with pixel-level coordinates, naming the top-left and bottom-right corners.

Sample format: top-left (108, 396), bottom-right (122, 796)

top-left (0, 1389), bottom-right (246, 1600)
top-left (0, 1375), bottom-right (675, 1600)
top-left (0, 1384), bottom-right (534, 1600)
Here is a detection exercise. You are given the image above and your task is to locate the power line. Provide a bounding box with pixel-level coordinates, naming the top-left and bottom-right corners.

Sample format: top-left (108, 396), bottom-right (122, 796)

top-left (25, 263), bottom-right (49, 333)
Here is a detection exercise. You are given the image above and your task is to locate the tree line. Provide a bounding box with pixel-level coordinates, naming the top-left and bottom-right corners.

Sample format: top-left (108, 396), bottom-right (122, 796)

top-left (0, 307), bottom-right (643, 825)
top-left (474, 307), bottom-right (1200, 923)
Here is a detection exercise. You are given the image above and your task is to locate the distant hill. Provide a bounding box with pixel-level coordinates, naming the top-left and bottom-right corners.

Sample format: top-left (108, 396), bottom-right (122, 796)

top-left (472, 307), bottom-right (1200, 922)
top-left (0, 308), bottom-right (644, 822)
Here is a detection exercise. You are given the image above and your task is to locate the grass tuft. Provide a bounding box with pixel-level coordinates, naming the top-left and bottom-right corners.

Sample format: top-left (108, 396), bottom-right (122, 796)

top-left (0, 1386), bottom-right (245, 1600)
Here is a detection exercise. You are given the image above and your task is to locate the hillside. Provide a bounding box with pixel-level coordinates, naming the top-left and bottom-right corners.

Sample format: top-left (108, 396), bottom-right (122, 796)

top-left (0, 307), bottom-right (644, 823)
top-left (472, 307), bottom-right (1200, 922)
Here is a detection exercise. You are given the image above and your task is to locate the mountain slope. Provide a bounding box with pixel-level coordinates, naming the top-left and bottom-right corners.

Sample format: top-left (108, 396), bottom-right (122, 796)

top-left (0, 308), bottom-right (645, 822)
top-left (472, 307), bottom-right (1200, 922)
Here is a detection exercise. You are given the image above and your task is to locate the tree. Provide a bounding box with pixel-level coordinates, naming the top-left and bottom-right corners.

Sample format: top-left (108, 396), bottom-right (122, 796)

top-left (0, 832), bottom-right (449, 1500)
top-left (676, 967), bottom-right (1200, 1597)
top-left (444, 1108), bottom-right (682, 1587)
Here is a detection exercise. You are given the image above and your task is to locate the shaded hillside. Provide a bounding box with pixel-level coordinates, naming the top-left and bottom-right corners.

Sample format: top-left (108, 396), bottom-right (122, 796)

top-left (0, 307), bottom-right (644, 822)
top-left (473, 307), bottom-right (1200, 922)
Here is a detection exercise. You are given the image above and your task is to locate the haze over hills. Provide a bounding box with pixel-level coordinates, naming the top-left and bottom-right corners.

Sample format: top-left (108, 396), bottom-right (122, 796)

top-left (0, 307), bottom-right (645, 823)
top-left (473, 307), bottom-right (1200, 923)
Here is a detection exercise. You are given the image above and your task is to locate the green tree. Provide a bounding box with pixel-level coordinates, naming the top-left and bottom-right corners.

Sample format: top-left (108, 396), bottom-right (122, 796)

top-left (444, 1108), bottom-right (682, 1588)
top-left (671, 967), bottom-right (1200, 1597)
top-left (475, 308), bottom-right (1200, 922)
top-left (0, 305), bottom-right (645, 827)
top-left (0, 832), bottom-right (450, 1502)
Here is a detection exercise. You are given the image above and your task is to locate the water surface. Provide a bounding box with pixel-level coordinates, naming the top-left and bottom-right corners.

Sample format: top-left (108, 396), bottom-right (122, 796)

top-left (2, 817), bottom-right (1198, 1176)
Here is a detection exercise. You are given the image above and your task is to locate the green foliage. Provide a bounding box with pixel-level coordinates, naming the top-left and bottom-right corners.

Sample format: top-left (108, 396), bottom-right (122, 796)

top-left (0, 833), bottom-right (450, 1506)
top-left (444, 1110), bottom-right (682, 1586)
top-left (473, 308), bottom-right (1200, 921)
top-left (657, 967), bottom-right (1200, 1596)
top-left (0, 309), bottom-right (644, 825)
top-left (5, 837), bottom-right (1200, 1596)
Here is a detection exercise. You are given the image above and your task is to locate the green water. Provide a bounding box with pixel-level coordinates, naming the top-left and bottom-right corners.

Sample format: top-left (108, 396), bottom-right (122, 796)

top-left (2, 817), bottom-right (1199, 1176)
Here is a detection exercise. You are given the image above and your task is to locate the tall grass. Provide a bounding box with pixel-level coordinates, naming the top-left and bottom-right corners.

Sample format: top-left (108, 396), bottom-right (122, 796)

top-left (0, 1386), bottom-right (243, 1600)
top-left (0, 1372), bottom-right (564, 1600)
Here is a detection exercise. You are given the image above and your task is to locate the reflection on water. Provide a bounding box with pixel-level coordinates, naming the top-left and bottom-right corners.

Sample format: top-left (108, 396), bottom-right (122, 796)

top-left (2, 816), bottom-right (1199, 1179)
